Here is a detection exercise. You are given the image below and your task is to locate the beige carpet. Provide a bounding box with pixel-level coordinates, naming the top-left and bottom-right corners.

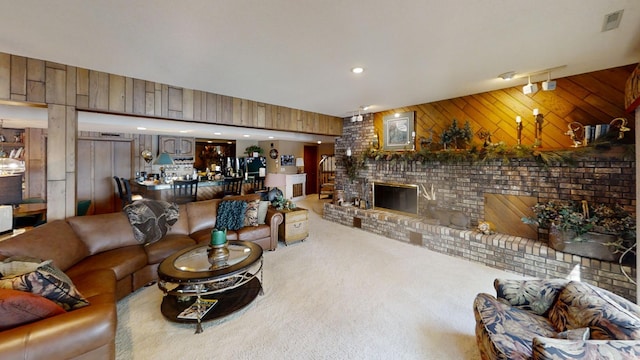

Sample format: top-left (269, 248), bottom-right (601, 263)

top-left (115, 196), bottom-right (525, 359)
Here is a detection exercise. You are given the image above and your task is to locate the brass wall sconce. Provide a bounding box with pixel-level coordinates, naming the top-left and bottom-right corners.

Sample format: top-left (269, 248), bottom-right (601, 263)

top-left (533, 108), bottom-right (544, 147)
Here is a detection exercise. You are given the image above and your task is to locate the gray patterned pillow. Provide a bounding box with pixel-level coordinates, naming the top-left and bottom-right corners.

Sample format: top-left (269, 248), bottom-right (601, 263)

top-left (124, 199), bottom-right (179, 244)
top-left (494, 278), bottom-right (569, 316)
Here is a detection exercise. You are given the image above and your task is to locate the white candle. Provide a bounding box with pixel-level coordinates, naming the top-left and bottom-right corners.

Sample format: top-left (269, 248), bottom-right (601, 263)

top-left (346, 147), bottom-right (352, 157)
top-left (516, 116), bottom-right (522, 123)
top-left (533, 108), bottom-right (539, 116)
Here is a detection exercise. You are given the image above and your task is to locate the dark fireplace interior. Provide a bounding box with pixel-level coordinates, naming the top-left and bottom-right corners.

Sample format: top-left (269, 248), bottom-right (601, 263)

top-left (373, 182), bottom-right (418, 215)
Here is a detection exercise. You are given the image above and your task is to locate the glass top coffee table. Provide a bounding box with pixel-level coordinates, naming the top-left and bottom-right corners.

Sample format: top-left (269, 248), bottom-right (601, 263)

top-left (157, 241), bottom-right (263, 333)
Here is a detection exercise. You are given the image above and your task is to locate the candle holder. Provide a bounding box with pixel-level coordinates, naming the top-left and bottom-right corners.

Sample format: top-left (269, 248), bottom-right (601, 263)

top-left (515, 116), bottom-right (522, 145)
top-left (208, 243), bottom-right (229, 269)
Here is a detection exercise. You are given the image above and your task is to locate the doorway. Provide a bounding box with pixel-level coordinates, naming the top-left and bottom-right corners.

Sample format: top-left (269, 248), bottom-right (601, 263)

top-left (304, 145), bottom-right (318, 195)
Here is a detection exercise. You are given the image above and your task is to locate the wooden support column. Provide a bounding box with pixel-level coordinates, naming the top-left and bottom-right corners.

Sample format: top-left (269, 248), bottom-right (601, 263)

top-left (46, 63), bottom-right (77, 220)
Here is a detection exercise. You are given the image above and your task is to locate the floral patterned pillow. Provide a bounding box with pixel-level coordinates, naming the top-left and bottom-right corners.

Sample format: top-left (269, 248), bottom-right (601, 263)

top-left (494, 278), bottom-right (569, 316)
top-left (548, 281), bottom-right (640, 340)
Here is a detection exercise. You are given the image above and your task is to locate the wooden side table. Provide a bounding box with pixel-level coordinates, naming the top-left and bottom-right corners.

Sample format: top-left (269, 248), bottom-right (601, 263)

top-left (278, 207), bottom-right (309, 245)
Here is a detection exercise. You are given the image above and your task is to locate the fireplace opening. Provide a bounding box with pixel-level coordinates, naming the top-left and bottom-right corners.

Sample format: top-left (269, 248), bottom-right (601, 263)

top-left (373, 182), bottom-right (418, 215)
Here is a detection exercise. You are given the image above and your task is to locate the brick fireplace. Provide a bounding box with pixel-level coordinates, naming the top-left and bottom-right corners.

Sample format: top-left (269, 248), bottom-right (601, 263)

top-left (325, 117), bottom-right (637, 301)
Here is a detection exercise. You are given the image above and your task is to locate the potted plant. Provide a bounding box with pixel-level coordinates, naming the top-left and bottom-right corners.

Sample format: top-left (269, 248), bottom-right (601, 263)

top-left (245, 145), bottom-right (263, 157)
top-left (522, 200), bottom-right (636, 262)
top-left (440, 119), bottom-right (473, 150)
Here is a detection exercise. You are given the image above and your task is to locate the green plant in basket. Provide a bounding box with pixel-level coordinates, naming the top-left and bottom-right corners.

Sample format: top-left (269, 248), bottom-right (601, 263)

top-left (522, 200), bottom-right (636, 254)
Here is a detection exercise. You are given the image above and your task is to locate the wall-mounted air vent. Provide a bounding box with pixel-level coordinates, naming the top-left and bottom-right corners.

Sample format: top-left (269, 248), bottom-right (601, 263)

top-left (100, 133), bottom-right (122, 137)
top-left (602, 10), bottom-right (623, 32)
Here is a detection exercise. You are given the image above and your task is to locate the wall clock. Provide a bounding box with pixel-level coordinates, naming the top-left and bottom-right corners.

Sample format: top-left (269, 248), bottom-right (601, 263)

top-left (269, 148), bottom-right (279, 159)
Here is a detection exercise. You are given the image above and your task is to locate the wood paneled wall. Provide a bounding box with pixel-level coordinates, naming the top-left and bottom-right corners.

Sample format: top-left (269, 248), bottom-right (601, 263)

top-left (374, 64), bottom-right (637, 150)
top-left (0, 52), bottom-right (343, 136)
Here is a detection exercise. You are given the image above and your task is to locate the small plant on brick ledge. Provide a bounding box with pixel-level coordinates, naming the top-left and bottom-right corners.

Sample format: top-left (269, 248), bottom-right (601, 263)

top-left (521, 200), bottom-right (636, 263)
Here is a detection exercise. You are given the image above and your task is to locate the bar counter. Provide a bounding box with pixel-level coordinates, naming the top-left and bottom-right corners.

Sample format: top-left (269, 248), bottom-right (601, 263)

top-left (130, 178), bottom-right (255, 201)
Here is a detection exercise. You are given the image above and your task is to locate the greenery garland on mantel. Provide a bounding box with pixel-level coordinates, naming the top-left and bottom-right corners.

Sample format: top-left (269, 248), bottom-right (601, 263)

top-left (362, 142), bottom-right (634, 167)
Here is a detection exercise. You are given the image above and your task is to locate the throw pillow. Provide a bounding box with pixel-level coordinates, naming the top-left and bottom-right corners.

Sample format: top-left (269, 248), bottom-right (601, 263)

top-left (0, 262), bottom-right (89, 311)
top-left (216, 200), bottom-right (247, 231)
top-left (495, 278), bottom-right (569, 316)
top-left (244, 199), bottom-right (260, 227)
top-left (123, 199), bottom-right (180, 245)
top-left (258, 200), bottom-right (270, 224)
top-left (0, 256), bottom-right (51, 278)
top-left (548, 281), bottom-right (640, 340)
top-left (0, 289), bottom-right (66, 330)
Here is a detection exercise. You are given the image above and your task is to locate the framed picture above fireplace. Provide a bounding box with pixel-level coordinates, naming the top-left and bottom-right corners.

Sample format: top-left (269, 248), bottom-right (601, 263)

top-left (383, 111), bottom-right (415, 151)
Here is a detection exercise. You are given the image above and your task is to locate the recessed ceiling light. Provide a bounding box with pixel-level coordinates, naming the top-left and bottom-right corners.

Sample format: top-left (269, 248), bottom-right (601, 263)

top-left (214, 132), bottom-right (222, 135)
top-left (351, 67), bottom-right (364, 74)
top-left (498, 71), bottom-right (516, 80)
top-left (243, 134), bottom-right (250, 138)
top-left (179, 130), bottom-right (189, 133)
top-left (136, 127), bottom-right (146, 130)
top-left (317, 140), bottom-right (322, 144)
top-left (394, 113), bottom-right (400, 118)
top-left (268, 136), bottom-right (274, 139)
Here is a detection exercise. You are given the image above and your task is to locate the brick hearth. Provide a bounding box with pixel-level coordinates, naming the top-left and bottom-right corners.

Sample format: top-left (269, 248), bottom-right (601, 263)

top-left (323, 203), bottom-right (637, 302)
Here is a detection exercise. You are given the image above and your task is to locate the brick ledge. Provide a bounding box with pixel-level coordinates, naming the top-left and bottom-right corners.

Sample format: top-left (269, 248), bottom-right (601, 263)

top-left (323, 203), bottom-right (637, 302)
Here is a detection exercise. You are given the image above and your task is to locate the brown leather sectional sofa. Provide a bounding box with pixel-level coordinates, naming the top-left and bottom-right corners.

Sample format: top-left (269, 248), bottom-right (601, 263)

top-left (0, 194), bottom-right (283, 359)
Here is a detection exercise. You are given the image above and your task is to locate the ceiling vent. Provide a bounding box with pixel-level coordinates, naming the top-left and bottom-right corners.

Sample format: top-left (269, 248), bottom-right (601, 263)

top-left (602, 10), bottom-right (624, 32)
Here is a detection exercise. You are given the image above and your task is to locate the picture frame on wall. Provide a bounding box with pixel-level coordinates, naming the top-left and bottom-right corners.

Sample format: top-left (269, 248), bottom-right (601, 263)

top-left (383, 111), bottom-right (415, 151)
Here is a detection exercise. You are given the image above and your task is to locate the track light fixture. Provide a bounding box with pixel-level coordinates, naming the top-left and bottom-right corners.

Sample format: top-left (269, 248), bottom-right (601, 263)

top-left (522, 76), bottom-right (538, 95)
top-left (542, 72), bottom-right (556, 91)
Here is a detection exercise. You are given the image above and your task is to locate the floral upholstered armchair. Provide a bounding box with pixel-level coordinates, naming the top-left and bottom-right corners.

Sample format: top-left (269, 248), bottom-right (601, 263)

top-left (473, 278), bottom-right (640, 360)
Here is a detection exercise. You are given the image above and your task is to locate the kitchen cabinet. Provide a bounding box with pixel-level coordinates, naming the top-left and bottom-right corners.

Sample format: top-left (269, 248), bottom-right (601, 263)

top-left (159, 136), bottom-right (195, 158)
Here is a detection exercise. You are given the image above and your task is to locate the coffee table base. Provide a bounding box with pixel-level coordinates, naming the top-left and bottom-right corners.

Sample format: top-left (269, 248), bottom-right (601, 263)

top-left (160, 277), bottom-right (262, 328)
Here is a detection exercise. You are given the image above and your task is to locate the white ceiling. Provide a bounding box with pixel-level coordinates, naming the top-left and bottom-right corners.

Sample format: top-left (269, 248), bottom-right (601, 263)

top-left (0, 0), bottom-right (639, 139)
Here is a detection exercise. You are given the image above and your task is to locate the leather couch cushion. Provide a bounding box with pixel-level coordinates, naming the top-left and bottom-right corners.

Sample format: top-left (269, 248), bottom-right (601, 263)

top-left (238, 224), bottom-right (270, 240)
top-left (186, 199), bottom-right (220, 233)
top-left (144, 234), bottom-right (195, 264)
top-left (0, 220), bottom-right (89, 271)
top-left (69, 269), bottom-right (116, 303)
top-left (67, 212), bottom-right (138, 255)
top-left (65, 246), bottom-right (147, 281)
top-left (166, 205), bottom-right (190, 235)
top-left (0, 289), bottom-right (66, 330)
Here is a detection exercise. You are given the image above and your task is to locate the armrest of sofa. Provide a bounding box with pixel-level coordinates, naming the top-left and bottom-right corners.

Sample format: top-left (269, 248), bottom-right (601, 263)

top-left (0, 302), bottom-right (116, 359)
top-left (265, 207), bottom-right (284, 251)
top-left (532, 337), bottom-right (640, 359)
